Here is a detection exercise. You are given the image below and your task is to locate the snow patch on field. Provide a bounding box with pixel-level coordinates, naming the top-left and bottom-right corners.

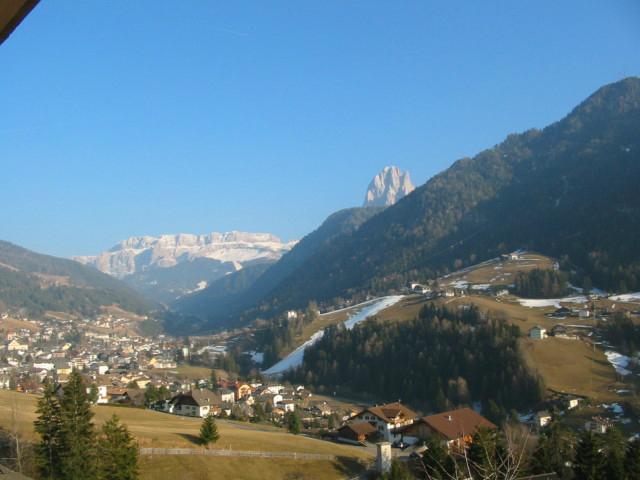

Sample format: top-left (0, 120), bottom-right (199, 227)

top-left (609, 292), bottom-right (640, 303)
top-left (516, 296), bottom-right (588, 308)
top-left (263, 296), bottom-right (404, 375)
top-left (605, 351), bottom-right (632, 376)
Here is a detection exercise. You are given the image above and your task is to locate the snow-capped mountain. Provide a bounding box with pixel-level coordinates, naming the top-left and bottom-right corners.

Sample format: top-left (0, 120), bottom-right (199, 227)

top-left (363, 166), bottom-right (415, 207)
top-left (74, 232), bottom-right (296, 302)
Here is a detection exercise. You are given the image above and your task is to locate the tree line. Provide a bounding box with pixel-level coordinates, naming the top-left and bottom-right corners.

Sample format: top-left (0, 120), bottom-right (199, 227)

top-left (289, 304), bottom-right (544, 414)
top-left (513, 268), bottom-right (570, 298)
top-left (33, 371), bottom-right (139, 480)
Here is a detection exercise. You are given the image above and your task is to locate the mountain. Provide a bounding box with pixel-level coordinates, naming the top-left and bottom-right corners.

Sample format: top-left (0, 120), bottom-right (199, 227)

top-left (75, 232), bottom-right (296, 303)
top-left (181, 77), bottom-right (640, 332)
top-left (0, 240), bottom-right (152, 317)
top-left (170, 207), bottom-right (384, 330)
top-left (363, 166), bottom-right (415, 207)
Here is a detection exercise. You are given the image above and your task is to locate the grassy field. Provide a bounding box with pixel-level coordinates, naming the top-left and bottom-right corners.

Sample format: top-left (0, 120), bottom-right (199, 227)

top-left (521, 337), bottom-right (622, 402)
top-left (139, 455), bottom-right (363, 480)
top-left (463, 253), bottom-right (554, 285)
top-left (0, 390), bottom-right (370, 479)
top-left (0, 316), bottom-right (39, 332)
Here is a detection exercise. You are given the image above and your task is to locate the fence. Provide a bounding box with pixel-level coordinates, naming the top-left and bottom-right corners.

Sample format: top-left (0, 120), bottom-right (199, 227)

top-left (139, 447), bottom-right (336, 461)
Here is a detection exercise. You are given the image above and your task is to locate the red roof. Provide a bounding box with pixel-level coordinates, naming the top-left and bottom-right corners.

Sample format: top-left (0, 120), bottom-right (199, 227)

top-left (420, 408), bottom-right (496, 440)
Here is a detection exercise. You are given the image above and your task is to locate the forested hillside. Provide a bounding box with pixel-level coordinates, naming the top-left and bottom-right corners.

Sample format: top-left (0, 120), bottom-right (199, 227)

top-left (0, 240), bottom-right (152, 317)
top-left (289, 304), bottom-right (544, 414)
top-left (228, 78), bottom-right (640, 320)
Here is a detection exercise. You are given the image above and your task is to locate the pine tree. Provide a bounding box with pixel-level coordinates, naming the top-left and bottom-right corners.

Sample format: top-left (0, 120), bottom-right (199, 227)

top-left (33, 383), bottom-right (63, 480)
top-left (199, 414), bottom-right (219, 447)
top-left (59, 370), bottom-right (96, 480)
top-left (603, 427), bottom-right (626, 480)
top-left (285, 409), bottom-right (302, 435)
top-left (96, 415), bottom-right (139, 480)
top-left (573, 430), bottom-right (606, 480)
top-left (625, 439), bottom-right (640, 479)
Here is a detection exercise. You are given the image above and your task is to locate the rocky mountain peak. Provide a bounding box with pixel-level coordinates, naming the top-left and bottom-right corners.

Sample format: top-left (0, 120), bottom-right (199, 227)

top-left (363, 166), bottom-right (415, 207)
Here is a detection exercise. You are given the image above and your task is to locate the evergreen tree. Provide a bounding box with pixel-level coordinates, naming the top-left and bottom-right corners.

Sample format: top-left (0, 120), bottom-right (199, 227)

top-left (33, 383), bottom-right (63, 480)
top-left (210, 369), bottom-right (218, 389)
top-left (88, 384), bottom-right (99, 404)
top-left (573, 431), bottom-right (606, 480)
top-left (96, 415), bottom-right (139, 480)
top-left (285, 409), bottom-right (302, 435)
top-left (421, 437), bottom-right (456, 479)
top-left (530, 422), bottom-right (576, 477)
top-left (199, 414), bottom-right (219, 447)
top-left (59, 370), bottom-right (96, 480)
top-left (603, 427), bottom-right (626, 480)
top-left (626, 439), bottom-right (640, 479)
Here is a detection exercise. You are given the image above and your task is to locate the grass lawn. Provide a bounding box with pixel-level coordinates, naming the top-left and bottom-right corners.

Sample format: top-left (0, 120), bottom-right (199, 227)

top-left (0, 390), bottom-right (371, 456)
top-left (139, 455), bottom-right (364, 480)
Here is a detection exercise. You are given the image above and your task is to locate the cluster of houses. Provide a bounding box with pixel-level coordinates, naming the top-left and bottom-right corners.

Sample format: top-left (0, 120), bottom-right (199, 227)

top-left (163, 381), bottom-right (304, 419)
top-left (336, 402), bottom-right (497, 451)
top-left (0, 312), bottom-right (199, 400)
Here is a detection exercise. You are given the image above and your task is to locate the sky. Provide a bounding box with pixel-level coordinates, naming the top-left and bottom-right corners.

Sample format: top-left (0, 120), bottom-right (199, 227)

top-left (1, 1), bottom-right (639, 257)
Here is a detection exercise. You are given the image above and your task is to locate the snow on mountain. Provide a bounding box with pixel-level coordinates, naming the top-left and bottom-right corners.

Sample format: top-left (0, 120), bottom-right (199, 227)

top-left (74, 232), bottom-right (297, 278)
top-left (363, 166), bottom-right (415, 207)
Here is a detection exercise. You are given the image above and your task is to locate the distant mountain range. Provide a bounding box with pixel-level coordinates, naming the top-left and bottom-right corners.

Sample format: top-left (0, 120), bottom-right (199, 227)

top-left (168, 77), bottom-right (640, 333)
top-left (0, 240), bottom-right (152, 317)
top-left (74, 232), bottom-right (296, 303)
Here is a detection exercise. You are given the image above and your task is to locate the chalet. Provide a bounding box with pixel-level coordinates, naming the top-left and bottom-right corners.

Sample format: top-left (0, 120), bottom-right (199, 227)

top-left (352, 402), bottom-right (418, 443)
top-left (286, 310), bottom-right (298, 320)
top-left (529, 326), bottom-right (547, 340)
top-left (337, 422), bottom-right (378, 444)
top-left (401, 408), bottom-right (496, 451)
top-left (169, 389), bottom-right (221, 417)
top-left (534, 411), bottom-right (552, 428)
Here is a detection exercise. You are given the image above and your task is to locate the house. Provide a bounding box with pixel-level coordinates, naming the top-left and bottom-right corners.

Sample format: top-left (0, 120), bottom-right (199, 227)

top-left (401, 408), bottom-right (496, 451)
top-left (534, 411), bottom-right (552, 428)
top-left (235, 382), bottom-right (252, 401)
top-left (565, 397), bottom-right (581, 410)
top-left (578, 309), bottom-right (591, 319)
top-left (548, 307), bottom-right (572, 319)
top-left (169, 389), bottom-right (221, 417)
top-left (529, 326), bottom-right (547, 340)
top-left (585, 416), bottom-right (613, 434)
top-left (219, 388), bottom-right (235, 403)
top-left (550, 324), bottom-right (568, 337)
top-left (279, 400), bottom-right (296, 412)
top-left (337, 422), bottom-right (378, 444)
top-left (286, 310), bottom-right (298, 320)
top-left (7, 339), bottom-right (28, 351)
top-left (351, 402), bottom-right (418, 443)
top-left (410, 283), bottom-right (431, 295)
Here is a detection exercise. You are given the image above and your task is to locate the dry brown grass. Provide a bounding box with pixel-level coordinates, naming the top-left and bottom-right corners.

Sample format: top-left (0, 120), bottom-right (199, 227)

top-left (0, 390), bottom-right (370, 458)
top-left (520, 337), bottom-right (622, 402)
top-left (0, 317), bottom-right (39, 332)
top-left (139, 455), bottom-right (365, 480)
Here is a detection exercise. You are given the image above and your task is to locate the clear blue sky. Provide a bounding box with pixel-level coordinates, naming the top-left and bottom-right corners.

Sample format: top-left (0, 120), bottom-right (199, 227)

top-left (1, 1), bottom-right (638, 257)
